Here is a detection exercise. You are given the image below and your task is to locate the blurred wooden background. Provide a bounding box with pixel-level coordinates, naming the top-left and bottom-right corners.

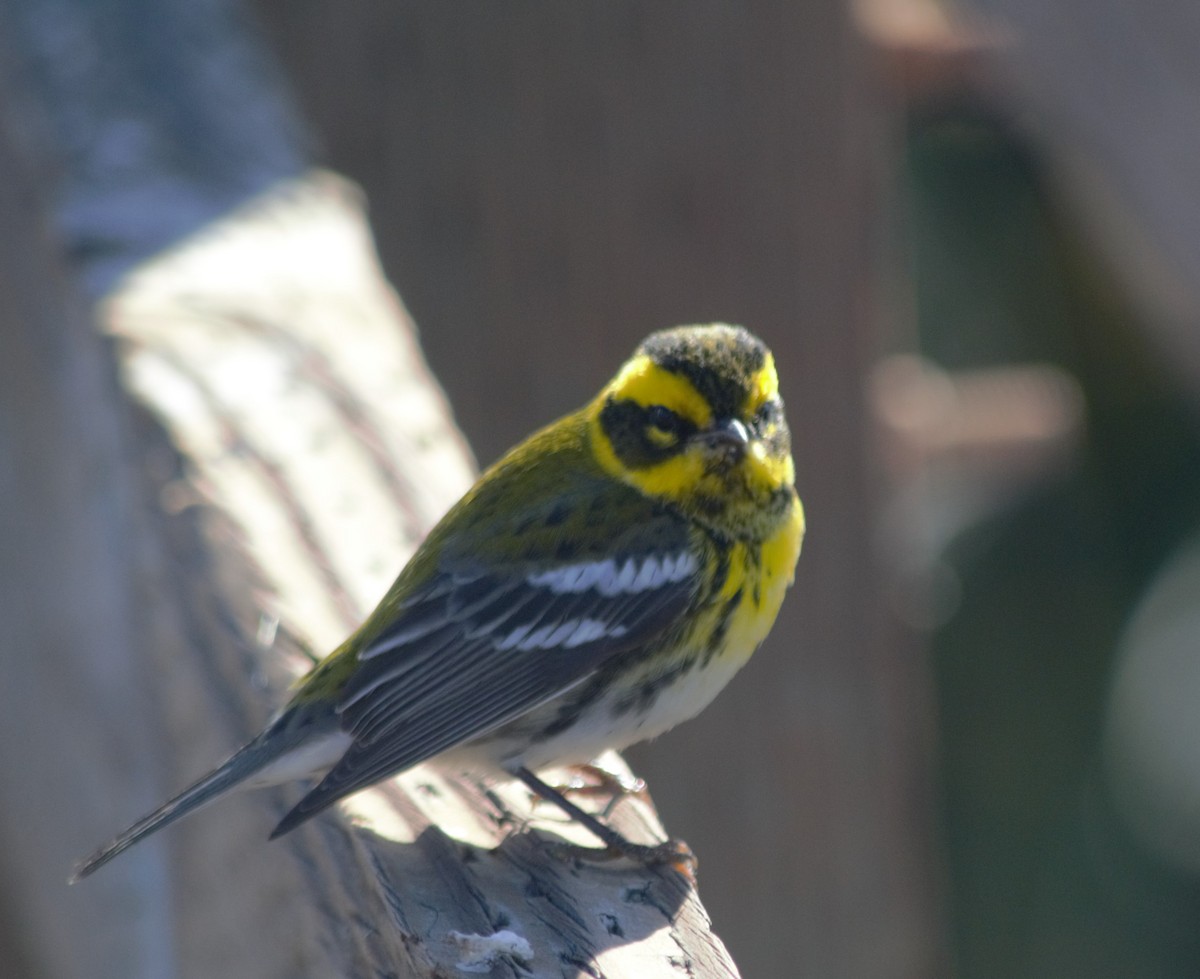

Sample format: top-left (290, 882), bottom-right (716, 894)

top-left (14, 0), bottom-right (1200, 975)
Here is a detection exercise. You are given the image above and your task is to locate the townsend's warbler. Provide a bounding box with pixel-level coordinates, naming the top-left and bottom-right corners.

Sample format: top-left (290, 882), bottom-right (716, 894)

top-left (72, 323), bottom-right (804, 880)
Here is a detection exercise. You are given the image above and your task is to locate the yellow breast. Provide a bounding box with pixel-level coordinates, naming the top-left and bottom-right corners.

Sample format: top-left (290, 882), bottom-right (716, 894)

top-left (715, 492), bottom-right (805, 666)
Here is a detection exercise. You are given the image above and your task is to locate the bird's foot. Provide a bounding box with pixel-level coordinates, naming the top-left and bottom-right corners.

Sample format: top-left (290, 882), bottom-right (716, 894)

top-left (512, 766), bottom-right (696, 882)
top-left (553, 763), bottom-right (650, 818)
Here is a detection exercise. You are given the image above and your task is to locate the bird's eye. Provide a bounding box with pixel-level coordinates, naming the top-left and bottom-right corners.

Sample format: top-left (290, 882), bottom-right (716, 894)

top-left (644, 405), bottom-right (685, 447)
top-left (754, 399), bottom-right (781, 433)
top-left (646, 404), bottom-right (680, 431)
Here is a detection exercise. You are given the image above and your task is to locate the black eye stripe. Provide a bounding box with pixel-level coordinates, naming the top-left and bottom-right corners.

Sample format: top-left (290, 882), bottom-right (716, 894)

top-left (600, 398), bottom-right (695, 469)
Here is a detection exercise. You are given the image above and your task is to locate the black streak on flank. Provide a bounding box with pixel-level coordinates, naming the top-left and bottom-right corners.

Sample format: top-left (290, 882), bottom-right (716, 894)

top-left (708, 546), bottom-right (731, 599)
top-left (534, 672), bottom-right (613, 741)
top-left (612, 661), bottom-right (689, 718)
top-left (703, 588), bottom-right (743, 667)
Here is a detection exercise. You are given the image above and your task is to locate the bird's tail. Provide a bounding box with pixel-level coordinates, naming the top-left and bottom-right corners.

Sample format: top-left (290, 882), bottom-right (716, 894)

top-left (69, 737), bottom-right (281, 883)
top-left (68, 698), bottom-right (352, 884)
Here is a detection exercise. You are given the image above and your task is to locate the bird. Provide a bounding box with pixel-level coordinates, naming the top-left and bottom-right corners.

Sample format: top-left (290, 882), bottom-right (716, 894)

top-left (71, 323), bottom-right (804, 881)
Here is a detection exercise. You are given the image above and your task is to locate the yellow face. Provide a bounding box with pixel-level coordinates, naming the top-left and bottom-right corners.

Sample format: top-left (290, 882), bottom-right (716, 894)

top-left (588, 325), bottom-right (795, 538)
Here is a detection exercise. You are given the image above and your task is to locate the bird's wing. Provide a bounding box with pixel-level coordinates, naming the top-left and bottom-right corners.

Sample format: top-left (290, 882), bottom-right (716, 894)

top-left (271, 533), bottom-right (702, 835)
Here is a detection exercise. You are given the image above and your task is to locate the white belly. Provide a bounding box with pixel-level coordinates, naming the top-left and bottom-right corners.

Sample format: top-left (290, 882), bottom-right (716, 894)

top-left (437, 645), bottom-right (750, 778)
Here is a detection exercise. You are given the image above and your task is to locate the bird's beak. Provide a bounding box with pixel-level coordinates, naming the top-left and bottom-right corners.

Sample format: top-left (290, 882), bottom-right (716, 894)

top-left (702, 418), bottom-right (751, 460)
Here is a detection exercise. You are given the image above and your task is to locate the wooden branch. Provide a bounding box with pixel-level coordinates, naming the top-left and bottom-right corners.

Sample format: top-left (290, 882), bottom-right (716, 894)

top-left (0, 2), bottom-right (739, 976)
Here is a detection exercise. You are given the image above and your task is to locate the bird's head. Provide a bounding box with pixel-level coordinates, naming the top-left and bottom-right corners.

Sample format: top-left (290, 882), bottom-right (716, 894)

top-left (589, 324), bottom-right (796, 538)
